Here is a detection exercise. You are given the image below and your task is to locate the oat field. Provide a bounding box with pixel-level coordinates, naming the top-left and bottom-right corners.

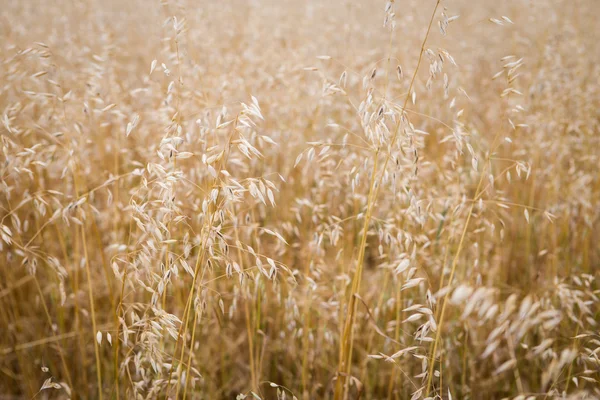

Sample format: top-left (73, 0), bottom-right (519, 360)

top-left (1, 0), bottom-right (599, 399)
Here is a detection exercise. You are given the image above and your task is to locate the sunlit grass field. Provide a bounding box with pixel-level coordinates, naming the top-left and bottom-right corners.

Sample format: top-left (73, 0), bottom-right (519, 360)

top-left (1, 0), bottom-right (599, 398)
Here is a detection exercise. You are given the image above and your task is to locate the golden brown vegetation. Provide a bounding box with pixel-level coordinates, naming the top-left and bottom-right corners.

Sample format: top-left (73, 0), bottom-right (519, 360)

top-left (1, 0), bottom-right (599, 399)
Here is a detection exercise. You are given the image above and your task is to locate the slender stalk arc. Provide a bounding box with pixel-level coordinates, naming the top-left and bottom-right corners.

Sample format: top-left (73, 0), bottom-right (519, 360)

top-left (334, 2), bottom-right (441, 398)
